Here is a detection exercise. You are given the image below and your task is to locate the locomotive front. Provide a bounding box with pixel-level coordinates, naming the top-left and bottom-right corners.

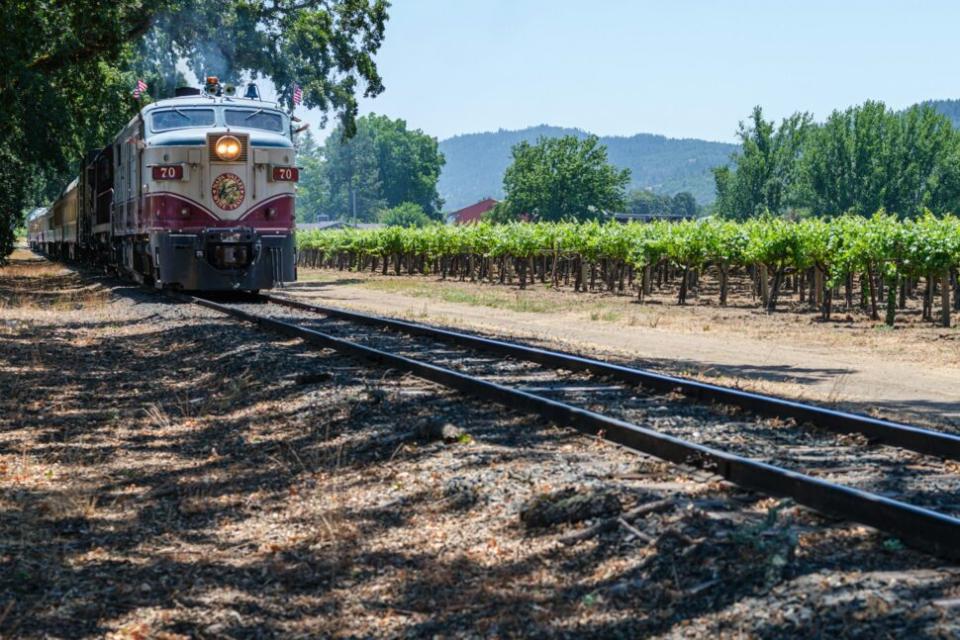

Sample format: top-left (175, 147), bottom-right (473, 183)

top-left (136, 81), bottom-right (298, 291)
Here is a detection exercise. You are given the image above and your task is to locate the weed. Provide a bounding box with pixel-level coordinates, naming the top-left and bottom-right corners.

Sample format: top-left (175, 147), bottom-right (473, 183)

top-left (581, 592), bottom-right (600, 607)
top-left (144, 403), bottom-right (172, 429)
top-left (882, 538), bottom-right (904, 552)
top-left (730, 500), bottom-right (798, 589)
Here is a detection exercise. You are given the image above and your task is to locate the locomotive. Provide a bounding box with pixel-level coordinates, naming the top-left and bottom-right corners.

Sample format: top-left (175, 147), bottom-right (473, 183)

top-left (28, 79), bottom-right (298, 291)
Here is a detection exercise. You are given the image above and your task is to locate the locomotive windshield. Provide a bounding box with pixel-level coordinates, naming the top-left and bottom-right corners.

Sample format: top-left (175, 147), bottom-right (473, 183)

top-left (151, 108), bottom-right (216, 132)
top-left (224, 109), bottom-right (284, 132)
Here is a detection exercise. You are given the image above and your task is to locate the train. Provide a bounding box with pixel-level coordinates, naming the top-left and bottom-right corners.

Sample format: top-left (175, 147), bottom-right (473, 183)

top-left (27, 78), bottom-right (298, 291)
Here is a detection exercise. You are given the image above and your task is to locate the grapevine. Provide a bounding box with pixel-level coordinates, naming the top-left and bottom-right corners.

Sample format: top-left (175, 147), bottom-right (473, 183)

top-left (297, 213), bottom-right (960, 326)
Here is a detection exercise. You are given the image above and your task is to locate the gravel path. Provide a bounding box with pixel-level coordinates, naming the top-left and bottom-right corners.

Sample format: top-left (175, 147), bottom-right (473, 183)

top-left (1, 252), bottom-right (959, 638)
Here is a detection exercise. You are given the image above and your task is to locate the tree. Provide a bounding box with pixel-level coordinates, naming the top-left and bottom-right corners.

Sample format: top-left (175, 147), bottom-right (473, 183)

top-left (717, 101), bottom-right (960, 220)
top-left (367, 115), bottom-right (445, 216)
top-left (801, 102), bottom-right (960, 219)
top-left (321, 114), bottom-right (445, 220)
top-left (378, 202), bottom-right (432, 227)
top-left (671, 192), bottom-right (698, 217)
top-left (323, 124), bottom-right (385, 221)
top-left (624, 189), bottom-right (698, 217)
top-left (147, 0), bottom-right (388, 135)
top-left (0, 0), bottom-right (157, 261)
top-left (499, 135), bottom-right (630, 221)
top-left (713, 107), bottom-right (812, 220)
top-left (296, 131), bottom-right (328, 223)
top-left (626, 189), bottom-right (672, 215)
top-left (0, 0), bottom-right (389, 261)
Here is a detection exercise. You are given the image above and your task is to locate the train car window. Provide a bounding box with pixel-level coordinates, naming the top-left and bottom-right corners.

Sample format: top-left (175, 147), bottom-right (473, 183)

top-left (151, 108), bottom-right (216, 132)
top-left (224, 109), bottom-right (284, 132)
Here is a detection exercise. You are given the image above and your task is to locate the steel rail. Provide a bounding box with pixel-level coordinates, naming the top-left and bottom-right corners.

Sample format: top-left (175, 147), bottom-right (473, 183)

top-left (193, 294), bottom-right (960, 558)
top-left (262, 293), bottom-right (960, 461)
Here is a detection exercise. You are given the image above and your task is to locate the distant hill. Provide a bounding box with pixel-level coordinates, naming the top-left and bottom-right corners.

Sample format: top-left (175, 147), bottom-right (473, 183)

top-left (437, 125), bottom-right (736, 211)
top-left (921, 99), bottom-right (960, 128)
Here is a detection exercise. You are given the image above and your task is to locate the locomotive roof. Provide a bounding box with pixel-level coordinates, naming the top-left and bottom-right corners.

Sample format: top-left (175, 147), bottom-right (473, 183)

top-left (138, 95), bottom-right (294, 148)
top-left (141, 95), bottom-right (287, 114)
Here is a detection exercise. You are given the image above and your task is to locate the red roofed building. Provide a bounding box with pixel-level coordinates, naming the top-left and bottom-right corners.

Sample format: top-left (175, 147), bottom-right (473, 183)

top-left (446, 198), bottom-right (499, 225)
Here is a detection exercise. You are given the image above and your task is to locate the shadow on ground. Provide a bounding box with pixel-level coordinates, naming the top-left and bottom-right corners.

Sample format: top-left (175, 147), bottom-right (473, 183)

top-left (1, 257), bottom-right (957, 638)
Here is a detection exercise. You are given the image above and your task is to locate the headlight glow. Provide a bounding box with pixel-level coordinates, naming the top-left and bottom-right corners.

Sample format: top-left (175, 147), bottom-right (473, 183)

top-left (215, 135), bottom-right (242, 161)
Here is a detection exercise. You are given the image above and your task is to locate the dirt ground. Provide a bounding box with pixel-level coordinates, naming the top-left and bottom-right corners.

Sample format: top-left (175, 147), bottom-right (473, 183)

top-left (3, 250), bottom-right (960, 639)
top-left (290, 269), bottom-right (960, 431)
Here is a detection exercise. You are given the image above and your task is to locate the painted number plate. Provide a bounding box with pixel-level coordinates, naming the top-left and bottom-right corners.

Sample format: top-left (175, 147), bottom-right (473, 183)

top-left (272, 167), bottom-right (299, 182)
top-left (152, 165), bottom-right (184, 180)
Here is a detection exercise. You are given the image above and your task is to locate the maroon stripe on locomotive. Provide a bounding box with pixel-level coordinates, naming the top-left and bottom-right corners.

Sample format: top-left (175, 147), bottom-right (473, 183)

top-left (141, 192), bottom-right (295, 231)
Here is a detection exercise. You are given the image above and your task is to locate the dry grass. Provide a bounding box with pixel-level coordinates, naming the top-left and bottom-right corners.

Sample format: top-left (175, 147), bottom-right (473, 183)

top-left (0, 249), bottom-right (108, 311)
top-left (299, 267), bottom-right (960, 369)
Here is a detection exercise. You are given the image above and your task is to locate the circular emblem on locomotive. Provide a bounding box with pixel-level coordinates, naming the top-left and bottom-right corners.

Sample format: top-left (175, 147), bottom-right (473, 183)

top-left (211, 173), bottom-right (246, 210)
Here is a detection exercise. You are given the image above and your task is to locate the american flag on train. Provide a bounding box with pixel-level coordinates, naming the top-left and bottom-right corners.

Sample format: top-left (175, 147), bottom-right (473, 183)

top-left (292, 83), bottom-right (303, 106)
top-left (133, 79), bottom-right (148, 99)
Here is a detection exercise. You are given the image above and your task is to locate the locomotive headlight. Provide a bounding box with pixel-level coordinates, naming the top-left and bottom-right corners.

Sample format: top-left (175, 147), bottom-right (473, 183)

top-left (215, 135), bottom-right (242, 161)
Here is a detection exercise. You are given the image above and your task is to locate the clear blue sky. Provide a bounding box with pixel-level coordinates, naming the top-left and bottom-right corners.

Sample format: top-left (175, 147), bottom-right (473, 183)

top-left (301, 0), bottom-right (960, 143)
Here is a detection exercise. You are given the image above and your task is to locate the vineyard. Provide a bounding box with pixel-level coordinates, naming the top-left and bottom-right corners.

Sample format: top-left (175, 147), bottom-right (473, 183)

top-left (297, 214), bottom-right (960, 327)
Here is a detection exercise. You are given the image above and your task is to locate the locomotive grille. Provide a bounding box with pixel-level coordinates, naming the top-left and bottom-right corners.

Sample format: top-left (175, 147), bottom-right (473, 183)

top-left (208, 133), bottom-right (248, 162)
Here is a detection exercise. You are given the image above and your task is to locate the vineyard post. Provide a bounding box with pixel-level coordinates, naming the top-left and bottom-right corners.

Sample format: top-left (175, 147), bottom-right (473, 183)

top-left (813, 267), bottom-right (824, 311)
top-left (678, 266), bottom-right (690, 305)
top-left (551, 246), bottom-right (558, 288)
top-left (953, 268), bottom-right (960, 312)
top-left (885, 274), bottom-right (897, 327)
top-left (766, 265), bottom-right (784, 313)
top-left (718, 262), bottom-right (728, 306)
top-left (941, 270), bottom-right (951, 328)
top-left (867, 268), bottom-right (880, 321)
top-left (758, 264), bottom-right (770, 308)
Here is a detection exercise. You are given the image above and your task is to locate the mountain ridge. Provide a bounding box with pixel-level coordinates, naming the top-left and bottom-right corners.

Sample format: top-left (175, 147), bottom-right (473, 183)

top-left (921, 99), bottom-right (960, 128)
top-left (437, 124), bottom-right (736, 211)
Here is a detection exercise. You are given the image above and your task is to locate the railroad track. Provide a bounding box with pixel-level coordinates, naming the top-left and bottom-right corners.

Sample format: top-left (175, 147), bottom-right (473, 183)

top-left (185, 291), bottom-right (960, 558)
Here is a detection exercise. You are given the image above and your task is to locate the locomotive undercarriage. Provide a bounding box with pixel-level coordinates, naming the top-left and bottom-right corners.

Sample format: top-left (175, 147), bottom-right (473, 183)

top-left (34, 229), bottom-right (294, 292)
top-left (149, 228), bottom-right (296, 291)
